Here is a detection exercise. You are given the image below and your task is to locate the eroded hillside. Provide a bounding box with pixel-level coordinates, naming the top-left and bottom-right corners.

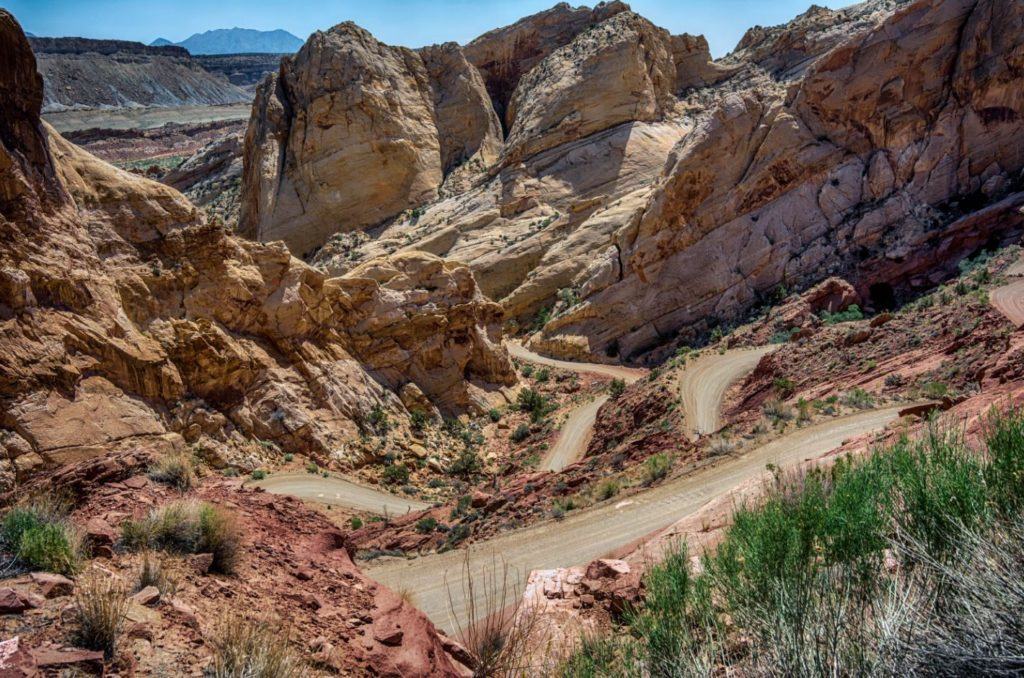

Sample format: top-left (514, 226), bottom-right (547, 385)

top-left (238, 0), bottom-right (1024, 366)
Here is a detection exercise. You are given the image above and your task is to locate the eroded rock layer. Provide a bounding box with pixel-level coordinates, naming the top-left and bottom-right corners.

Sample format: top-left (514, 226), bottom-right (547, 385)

top-left (246, 0), bottom-right (1023, 365)
top-left (0, 13), bottom-right (515, 488)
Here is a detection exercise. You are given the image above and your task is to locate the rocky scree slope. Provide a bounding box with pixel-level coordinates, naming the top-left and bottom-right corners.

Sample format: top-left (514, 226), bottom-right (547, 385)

top-left (0, 14), bottom-right (515, 491)
top-left (29, 37), bottom-right (250, 112)
top-left (243, 0), bottom-right (1024, 366)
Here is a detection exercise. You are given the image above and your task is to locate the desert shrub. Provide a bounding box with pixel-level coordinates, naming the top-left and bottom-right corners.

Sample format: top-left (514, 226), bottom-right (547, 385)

top-left (137, 552), bottom-right (176, 595)
top-left (250, 469), bottom-right (267, 481)
top-left (209, 617), bottom-right (302, 678)
top-left (820, 304), bottom-right (864, 324)
top-left (19, 523), bottom-right (82, 575)
top-left (535, 368), bottom-right (550, 383)
top-left (983, 407), bottom-right (1024, 517)
top-left (121, 501), bottom-right (242, 574)
top-left (382, 463), bottom-right (410, 486)
top-left (349, 516), bottom-right (363, 530)
top-left (147, 453), bottom-right (196, 491)
top-left (511, 423), bottom-right (531, 443)
top-left (517, 388), bottom-right (554, 423)
top-left (305, 461), bottom-right (319, 474)
top-left (367, 405), bottom-right (390, 435)
top-left (283, 453), bottom-right (294, 462)
top-left (559, 634), bottom-right (620, 678)
top-left (74, 576), bottom-right (129, 659)
top-left (643, 453), bottom-right (671, 486)
top-left (707, 437), bottom-right (736, 456)
top-left (416, 517), bottom-right (438, 534)
top-left (885, 373), bottom-right (904, 388)
top-left (921, 381), bottom-right (949, 399)
top-left (842, 387), bottom-right (874, 409)
top-left (445, 523), bottom-right (470, 549)
top-left (609, 378), bottom-right (626, 399)
top-left (446, 553), bottom-right (539, 677)
top-left (773, 377), bottom-right (795, 396)
top-left (2, 497), bottom-right (82, 575)
top-left (410, 409), bottom-right (429, 432)
top-left (796, 397), bottom-right (812, 423)
top-left (520, 364), bottom-right (534, 378)
top-left (488, 408), bottom-right (501, 423)
top-left (763, 398), bottom-right (793, 421)
top-left (595, 479), bottom-right (620, 501)
top-left (448, 448), bottom-right (482, 478)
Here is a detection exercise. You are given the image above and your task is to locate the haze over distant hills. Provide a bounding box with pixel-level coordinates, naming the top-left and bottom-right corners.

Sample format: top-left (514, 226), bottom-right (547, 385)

top-left (150, 27), bottom-right (302, 54)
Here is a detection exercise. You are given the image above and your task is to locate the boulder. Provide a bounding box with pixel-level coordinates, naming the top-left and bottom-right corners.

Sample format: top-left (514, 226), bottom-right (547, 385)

top-left (29, 572), bottom-right (73, 598)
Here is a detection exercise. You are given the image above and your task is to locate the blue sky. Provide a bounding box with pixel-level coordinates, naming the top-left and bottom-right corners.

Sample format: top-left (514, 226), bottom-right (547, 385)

top-left (9, 0), bottom-right (850, 57)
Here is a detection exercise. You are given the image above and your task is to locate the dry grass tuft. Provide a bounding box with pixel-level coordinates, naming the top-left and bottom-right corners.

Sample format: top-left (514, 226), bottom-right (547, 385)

top-left (74, 575), bottom-right (130, 659)
top-left (208, 616), bottom-right (303, 678)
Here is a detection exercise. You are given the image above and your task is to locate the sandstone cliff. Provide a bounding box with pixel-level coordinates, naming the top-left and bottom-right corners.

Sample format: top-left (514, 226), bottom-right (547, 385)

top-left (246, 0), bottom-right (1023, 366)
top-left (238, 22), bottom-right (502, 257)
top-left (538, 0), bottom-right (1024, 360)
top-left (0, 14), bottom-right (515, 488)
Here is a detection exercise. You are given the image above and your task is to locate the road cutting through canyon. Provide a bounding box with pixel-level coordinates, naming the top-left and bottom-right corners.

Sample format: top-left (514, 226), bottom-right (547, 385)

top-left (251, 473), bottom-right (429, 516)
top-left (368, 406), bottom-right (907, 632)
top-left (678, 346), bottom-right (777, 440)
top-left (506, 342), bottom-right (646, 472)
top-left (991, 257), bottom-right (1024, 327)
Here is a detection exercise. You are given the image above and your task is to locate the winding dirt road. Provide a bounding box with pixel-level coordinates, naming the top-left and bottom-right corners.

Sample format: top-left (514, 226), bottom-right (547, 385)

top-left (678, 346), bottom-right (776, 439)
top-left (368, 407), bottom-right (905, 632)
top-left (252, 473), bottom-right (429, 516)
top-left (991, 260), bottom-right (1024, 326)
top-left (541, 395), bottom-right (609, 472)
top-left (507, 342), bottom-right (646, 383)
top-left (508, 342), bottom-right (645, 472)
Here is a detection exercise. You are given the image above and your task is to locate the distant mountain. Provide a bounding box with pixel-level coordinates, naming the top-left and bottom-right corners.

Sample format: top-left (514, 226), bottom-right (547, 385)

top-left (151, 28), bottom-right (302, 55)
top-left (24, 31), bottom-right (34, 37)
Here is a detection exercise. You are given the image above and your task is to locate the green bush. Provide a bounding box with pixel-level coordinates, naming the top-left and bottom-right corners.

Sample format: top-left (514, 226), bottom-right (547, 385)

top-left (488, 408), bottom-right (501, 423)
top-left (415, 517), bottom-right (438, 534)
top-left (609, 378), bottom-right (626, 399)
top-left (643, 453), bottom-right (671, 486)
top-left (517, 388), bottom-right (554, 423)
top-left (820, 304), bottom-right (864, 324)
top-left (535, 368), bottom-right (550, 383)
top-left (595, 479), bottom-right (620, 501)
top-left (842, 388), bottom-right (875, 409)
top-left (283, 453), bottom-right (294, 462)
top-left (448, 448), bottom-right (482, 478)
top-left (349, 516), bottom-right (363, 530)
top-left (19, 523), bottom-right (82, 575)
top-left (511, 423), bottom-right (531, 443)
top-left (2, 498), bottom-right (82, 575)
top-left (563, 409), bottom-right (1024, 674)
top-left (382, 464), bottom-right (410, 486)
top-left (250, 469), bottom-right (267, 481)
top-left (305, 461), bottom-right (319, 474)
top-left (520, 364), bottom-right (534, 378)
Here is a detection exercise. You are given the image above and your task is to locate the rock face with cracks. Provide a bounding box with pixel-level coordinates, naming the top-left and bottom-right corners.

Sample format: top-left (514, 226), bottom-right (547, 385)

top-left (247, 0), bottom-right (1024, 367)
top-left (238, 22), bottom-right (503, 257)
top-left (0, 12), bottom-right (515, 490)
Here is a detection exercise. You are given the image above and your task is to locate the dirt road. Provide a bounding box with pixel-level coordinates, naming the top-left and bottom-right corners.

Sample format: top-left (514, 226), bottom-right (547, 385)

top-left (509, 342), bottom-right (645, 472)
top-left (678, 346), bottom-right (776, 439)
top-left (507, 342), bottom-right (646, 383)
top-left (368, 407), bottom-right (904, 632)
top-left (991, 261), bottom-right (1024, 326)
top-left (541, 395), bottom-right (609, 472)
top-left (252, 473), bottom-right (429, 516)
